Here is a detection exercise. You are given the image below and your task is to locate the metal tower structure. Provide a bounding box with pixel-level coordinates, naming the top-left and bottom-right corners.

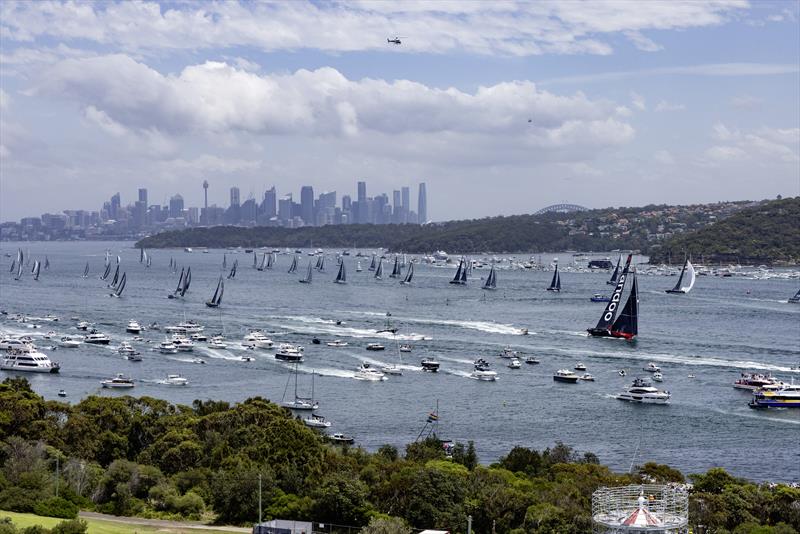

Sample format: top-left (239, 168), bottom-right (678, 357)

top-left (592, 485), bottom-right (688, 534)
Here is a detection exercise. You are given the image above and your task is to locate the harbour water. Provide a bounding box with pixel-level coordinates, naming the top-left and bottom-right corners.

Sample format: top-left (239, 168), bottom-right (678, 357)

top-left (1, 242), bottom-right (798, 482)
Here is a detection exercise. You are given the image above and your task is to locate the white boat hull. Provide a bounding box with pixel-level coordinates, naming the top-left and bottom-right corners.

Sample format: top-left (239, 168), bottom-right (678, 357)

top-left (616, 393), bottom-right (670, 404)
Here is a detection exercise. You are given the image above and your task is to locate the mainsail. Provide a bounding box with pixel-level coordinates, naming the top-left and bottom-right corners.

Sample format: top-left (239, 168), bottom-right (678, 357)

top-left (547, 264), bottom-right (561, 291)
top-left (32, 260), bottom-right (41, 281)
top-left (607, 256), bottom-right (621, 285)
top-left (44, 256), bottom-right (50, 270)
top-left (180, 267), bottom-right (192, 297)
top-left (450, 258), bottom-right (465, 285)
top-left (109, 265), bottom-right (120, 287)
top-left (288, 256), bottom-right (298, 274)
top-left (390, 256), bottom-right (401, 278)
top-left (374, 258), bottom-right (384, 280)
top-left (666, 259), bottom-right (696, 294)
top-left (82, 262), bottom-right (90, 278)
top-left (482, 264), bottom-right (497, 290)
top-left (112, 272), bottom-right (127, 297)
top-left (334, 260), bottom-right (347, 284)
top-left (368, 254), bottom-right (377, 271)
top-left (100, 263), bottom-right (111, 280)
top-left (588, 254), bottom-right (634, 337)
top-left (206, 276), bottom-right (224, 307)
top-left (257, 252), bottom-right (267, 271)
top-left (299, 261), bottom-right (313, 283)
top-left (227, 260), bottom-right (238, 279)
top-left (610, 271), bottom-right (638, 339)
top-left (173, 268), bottom-right (185, 296)
top-left (400, 263), bottom-right (414, 285)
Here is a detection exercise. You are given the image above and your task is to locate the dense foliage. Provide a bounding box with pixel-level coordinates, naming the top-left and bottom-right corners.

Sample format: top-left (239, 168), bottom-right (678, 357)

top-left (1, 378), bottom-right (797, 533)
top-left (648, 197), bottom-right (800, 265)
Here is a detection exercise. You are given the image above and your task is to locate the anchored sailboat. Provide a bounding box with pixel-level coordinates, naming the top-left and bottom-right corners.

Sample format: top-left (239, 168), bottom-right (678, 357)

top-left (400, 262), bottom-right (414, 285)
top-left (546, 263), bottom-right (561, 291)
top-left (205, 276), bottom-right (224, 308)
top-left (282, 363), bottom-right (319, 410)
top-left (607, 256), bottom-right (621, 285)
top-left (587, 254), bottom-right (638, 340)
top-left (299, 261), bottom-right (313, 284)
top-left (665, 259), bottom-right (696, 294)
top-left (334, 260), bottom-right (347, 284)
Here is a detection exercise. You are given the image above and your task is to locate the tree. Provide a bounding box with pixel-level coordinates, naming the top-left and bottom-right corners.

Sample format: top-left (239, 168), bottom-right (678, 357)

top-left (360, 516), bottom-right (412, 534)
top-left (312, 472), bottom-right (371, 526)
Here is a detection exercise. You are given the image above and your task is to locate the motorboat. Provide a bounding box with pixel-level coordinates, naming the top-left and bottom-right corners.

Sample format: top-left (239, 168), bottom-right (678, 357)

top-left (163, 374), bottom-right (188, 386)
top-left (275, 344), bottom-right (304, 362)
top-left (619, 370), bottom-right (627, 377)
top-left (381, 364), bottom-right (403, 376)
top-left (653, 372), bottom-right (664, 382)
top-left (643, 362), bottom-right (661, 373)
top-left (176, 320), bottom-right (204, 333)
top-left (303, 414), bottom-right (332, 428)
top-left (328, 433), bottom-right (355, 444)
top-left (354, 363), bottom-right (387, 381)
top-left (0, 337), bottom-right (31, 350)
top-left (471, 359), bottom-right (498, 381)
top-left (574, 362), bottom-right (587, 371)
top-left (241, 355), bottom-right (255, 362)
top-left (0, 345), bottom-right (60, 373)
top-left (399, 344), bottom-right (413, 353)
top-left (171, 336), bottom-right (195, 352)
top-left (499, 346), bottom-right (517, 359)
top-left (118, 342), bottom-right (139, 356)
top-left (524, 356), bottom-right (540, 365)
top-left (84, 332), bottom-right (111, 345)
top-left (208, 336), bottom-right (227, 349)
top-left (158, 341), bottom-right (178, 354)
top-left (242, 331), bottom-right (273, 349)
top-left (733, 372), bottom-right (780, 390)
top-left (749, 383), bottom-right (800, 409)
top-left (553, 369), bottom-right (579, 383)
top-left (421, 358), bottom-right (440, 372)
top-left (616, 378), bottom-right (670, 404)
top-left (101, 373), bottom-right (135, 389)
top-left (126, 320), bottom-right (142, 334)
top-left (190, 333), bottom-right (208, 342)
top-left (191, 358), bottom-right (206, 365)
top-left (508, 358), bottom-right (521, 369)
top-left (590, 294), bottom-right (611, 303)
top-left (688, 374), bottom-right (696, 379)
top-left (366, 343), bottom-right (385, 351)
top-left (311, 337), bottom-right (321, 345)
top-left (326, 339), bottom-right (348, 347)
top-left (58, 337), bottom-right (81, 348)
top-left (579, 373), bottom-right (595, 381)
top-left (76, 321), bottom-right (91, 331)
top-left (57, 390), bottom-right (67, 397)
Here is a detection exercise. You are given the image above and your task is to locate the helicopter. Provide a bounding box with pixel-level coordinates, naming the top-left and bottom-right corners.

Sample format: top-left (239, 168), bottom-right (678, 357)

top-left (387, 36), bottom-right (404, 45)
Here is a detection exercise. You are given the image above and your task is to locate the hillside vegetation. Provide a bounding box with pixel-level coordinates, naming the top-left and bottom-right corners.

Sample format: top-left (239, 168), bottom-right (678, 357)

top-left (0, 378), bottom-right (798, 533)
top-left (648, 196), bottom-right (800, 265)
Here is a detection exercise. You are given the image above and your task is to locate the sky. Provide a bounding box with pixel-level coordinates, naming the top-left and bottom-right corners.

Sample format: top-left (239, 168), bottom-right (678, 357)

top-left (1, 0), bottom-right (799, 222)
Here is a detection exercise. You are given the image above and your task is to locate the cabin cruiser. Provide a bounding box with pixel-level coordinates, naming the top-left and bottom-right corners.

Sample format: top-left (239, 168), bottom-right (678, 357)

top-left (381, 364), bottom-right (403, 376)
top-left (508, 358), bottom-right (522, 369)
top-left (118, 342), bottom-right (139, 356)
top-left (84, 332), bottom-right (111, 345)
top-left (0, 337), bottom-right (31, 350)
top-left (328, 432), bottom-right (355, 444)
top-left (158, 341), bottom-right (178, 354)
top-left (399, 344), bottom-right (413, 353)
top-left (643, 362), bottom-right (661, 373)
top-left (616, 378), bottom-right (670, 404)
top-left (190, 333), bottom-right (208, 342)
top-left (76, 321), bottom-right (91, 331)
top-left (208, 336), bottom-right (227, 349)
top-left (1, 345), bottom-right (60, 373)
top-left (275, 344), bottom-right (304, 362)
top-left (101, 373), bottom-right (135, 389)
top-left (733, 372), bottom-right (780, 390)
top-left (171, 336), bottom-right (195, 352)
top-left (421, 358), bottom-right (440, 372)
top-left (524, 356), bottom-right (540, 365)
top-left (162, 374), bottom-right (189, 386)
top-left (366, 343), bottom-right (385, 351)
top-left (191, 358), bottom-right (206, 365)
top-left (574, 362), bottom-right (587, 371)
top-left (354, 363), bottom-right (387, 381)
top-left (579, 373), bottom-right (595, 381)
top-left (177, 320), bottom-right (204, 333)
top-left (326, 339), bottom-right (348, 347)
top-left (749, 383), bottom-right (800, 409)
top-left (303, 414), bottom-right (332, 428)
top-left (58, 390), bottom-right (67, 398)
top-left (471, 359), bottom-right (498, 381)
top-left (553, 369), bottom-right (579, 383)
top-left (58, 336), bottom-right (81, 348)
top-left (652, 372), bottom-right (664, 382)
top-left (590, 294), bottom-right (611, 303)
top-left (242, 331), bottom-right (273, 349)
top-left (499, 346), bottom-right (517, 359)
top-left (126, 320), bottom-right (142, 334)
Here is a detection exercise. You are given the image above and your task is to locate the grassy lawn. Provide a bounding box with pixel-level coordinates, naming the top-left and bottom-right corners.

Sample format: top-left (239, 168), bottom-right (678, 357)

top-left (0, 510), bottom-right (244, 534)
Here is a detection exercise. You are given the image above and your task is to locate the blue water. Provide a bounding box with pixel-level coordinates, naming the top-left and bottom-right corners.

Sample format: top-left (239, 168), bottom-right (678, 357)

top-left (1, 242), bottom-right (798, 482)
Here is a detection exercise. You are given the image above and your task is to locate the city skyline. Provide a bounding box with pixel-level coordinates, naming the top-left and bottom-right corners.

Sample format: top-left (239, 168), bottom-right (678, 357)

top-left (1, 1), bottom-right (798, 221)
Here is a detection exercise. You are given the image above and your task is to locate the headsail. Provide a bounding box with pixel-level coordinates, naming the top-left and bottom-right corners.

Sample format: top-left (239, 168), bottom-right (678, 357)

top-left (610, 271), bottom-right (638, 339)
top-left (607, 256), bottom-right (621, 285)
top-left (401, 262), bottom-right (414, 285)
top-left (666, 259), bottom-right (696, 294)
top-left (588, 254), bottom-right (633, 335)
top-left (374, 258), bottom-right (384, 279)
top-left (482, 264), bottom-right (497, 290)
top-left (334, 260), bottom-right (347, 284)
top-left (547, 264), bottom-right (560, 291)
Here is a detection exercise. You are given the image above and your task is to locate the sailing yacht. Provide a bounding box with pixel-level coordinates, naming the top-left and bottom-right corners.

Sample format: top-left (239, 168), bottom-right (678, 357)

top-left (665, 259), bottom-right (696, 294)
top-left (400, 263), bottom-right (414, 285)
top-left (607, 256), bottom-right (622, 285)
top-left (205, 276), bottom-right (224, 308)
top-left (303, 414), bottom-right (331, 428)
top-left (299, 261), bottom-right (313, 283)
top-left (482, 263), bottom-right (497, 290)
top-left (226, 259), bottom-right (238, 279)
top-left (449, 258), bottom-right (467, 285)
top-left (789, 289), bottom-right (800, 304)
top-left (333, 260), bottom-right (347, 284)
top-left (282, 364), bottom-right (319, 410)
top-left (32, 260), bottom-right (41, 281)
top-left (374, 259), bottom-right (384, 280)
top-left (368, 254), bottom-right (377, 271)
top-left (287, 255), bottom-right (298, 274)
top-left (389, 256), bottom-right (401, 278)
top-left (82, 262), bottom-right (90, 278)
top-left (587, 254), bottom-right (639, 340)
top-left (546, 264), bottom-right (561, 291)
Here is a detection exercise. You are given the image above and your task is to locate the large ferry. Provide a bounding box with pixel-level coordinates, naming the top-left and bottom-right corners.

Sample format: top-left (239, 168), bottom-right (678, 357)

top-left (1, 345), bottom-right (60, 373)
top-left (749, 383), bottom-right (800, 409)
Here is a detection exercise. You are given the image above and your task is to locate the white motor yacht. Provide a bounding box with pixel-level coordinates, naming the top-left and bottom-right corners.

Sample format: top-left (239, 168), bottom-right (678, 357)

top-left (242, 331), bottom-right (273, 349)
top-left (381, 364), bottom-right (403, 376)
top-left (0, 337), bottom-right (30, 350)
top-left (275, 344), bottom-right (304, 362)
top-left (171, 336), bottom-right (195, 352)
top-left (328, 433), bottom-right (355, 444)
top-left (1, 345), bottom-right (60, 373)
top-left (579, 373), bottom-right (595, 381)
top-left (177, 320), bottom-right (204, 333)
top-left (354, 363), bottom-right (387, 381)
top-left (553, 369), bottom-right (579, 383)
top-left (303, 414), bottom-right (332, 428)
top-left (162, 374), bottom-right (188, 386)
top-left (101, 373), bottom-right (135, 389)
top-left (208, 336), bottom-right (227, 349)
top-left (471, 359), bottom-right (498, 381)
top-left (76, 321), bottom-right (91, 331)
top-left (643, 362), bottom-right (661, 373)
top-left (366, 343), bottom-right (385, 351)
top-left (499, 346), bottom-right (517, 359)
top-left (574, 362), bottom-right (587, 371)
top-left (126, 320), bottom-right (142, 334)
top-left (326, 340), bottom-right (348, 347)
top-left (653, 372), bottom-right (664, 382)
top-left (524, 356), bottom-right (540, 365)
top-left (616, 378), bottom-right (670, 404)
top-left (58, 336), bottom-right (81, 348)
top-left (118, 342), bottom-right (139, 356)
top-left (508, 358), bottom-right (522, 369)
top-left (158, 341), bottom-right (178, 354)
top-left (84, 332), bottom-right (111, 345)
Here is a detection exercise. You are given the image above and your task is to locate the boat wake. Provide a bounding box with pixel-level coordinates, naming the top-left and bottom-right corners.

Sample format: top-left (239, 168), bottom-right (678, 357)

top-left (196, 347), bottom-right (246, 361)
top-left (265, 317), bottom-right (427, 341)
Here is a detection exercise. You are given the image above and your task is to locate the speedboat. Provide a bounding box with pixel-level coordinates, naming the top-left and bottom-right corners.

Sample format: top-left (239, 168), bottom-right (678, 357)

top-left (574, 362), bottom-right (587, 371)
top-left (619, 369), bottom-right (627, 377)
top-left (590, 294), bottom-right (611, 303)
top-left (653, 372), bottom-right (664, 382)
top-left (749, 383), bottom-right (800, 409)
top-left (328, 432), bottom-right (355, 444)
top-left (84, 332), bottom-right (111, 345)
top-left (58, 336), bottom-right (81, 348)
top-left (354, 363), bottom-right (387, 381)
top-left (399, 344), bottom-right (413, 353)
top-left (471, 359), bottom-right (498, 381)
top-left (326, 339), bottom-right (348, 347)
top-left (275, 344), bottom-right (304, 362)
top-left (0, 345), bottom-right (60, 373)
top-left (616, 378), bottom-right (670, 404)
top-left (553, 369), bottom-right (579, 383)
top-left (242, 331), bottom-right (273, 349)
top-left (524, 356), bottom-right (540, 365)
top-left (643, 362), bottom-right (661, 373)
top-left (163, 374), bottom-right (188, 386)
top-left (303, 414), bottom-right (332, 428)
top-left (208, 336), bottom-right (227, 349)
top-left (499, 346), bottom-right (517, 359)
top-left (579, 373), bottom-right (595, 381)
top-left (421, 358), bottom-right (440, 372)
top-left (76, 321), bottom-right (91, 331)
top-left (158, 341), bottom-right (178, 354)
top-left (190, 333), bottom-right (208, 342)
top-left (191, 358), bottom-right (206, 365)
top-left (57, 390), bottom-right (67, 397)
top-left (508, 358), bottom-right (521, 369)
top-left (366, 343), bottom-right (385, 351)
top-left (118, 342), bottom-right (139, 356)
top-left (126, 320), bottom-right (142, 334)
top-left (171, 336), bottom-right (195, 352)
top-left (101, 373), bottom-right (135, 389)
top-left (381, 364), bottom-right (403, 376)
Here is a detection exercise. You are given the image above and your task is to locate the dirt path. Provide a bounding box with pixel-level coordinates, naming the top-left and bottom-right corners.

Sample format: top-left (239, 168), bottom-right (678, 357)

top-left (79, 511), bottom-right (251, 532)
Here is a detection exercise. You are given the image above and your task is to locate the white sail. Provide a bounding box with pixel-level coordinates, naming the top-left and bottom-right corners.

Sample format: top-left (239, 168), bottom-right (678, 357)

top-left (680, 260), bottom-right (696, 293)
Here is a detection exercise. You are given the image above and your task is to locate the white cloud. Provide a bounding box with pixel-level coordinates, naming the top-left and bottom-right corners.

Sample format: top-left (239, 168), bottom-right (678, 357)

top-left (703, 124), bottom-right (800, 165)
top-left (655, 100), bottom-right (685, 112)
top-left (654, 150), bottom-right (675, 164)
top-left (0, 0), bottom-right (749, 57)
top-left (630, 91), bottom-right (646, 111)
top-left (540, 63), bottom-right (799, 85)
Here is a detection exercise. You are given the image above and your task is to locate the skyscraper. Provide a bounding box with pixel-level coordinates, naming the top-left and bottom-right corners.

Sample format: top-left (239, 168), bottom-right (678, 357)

top-left (278, 194), bottom-right (293, 222)
top-left (357, 181), bottom-right (367, 224)
top-left (263, 186), bottom-right (277, 219)
top-left (300, 186), bottom-right (315, 225)
top-left (110, 193), bottom-right (121, 220)
top-left (401, 186), bottom-right (410, 223)
top-left (230, 187), bottom-right (240, 208)
top-left (138, 188), bottom-right (148, 205)
top-left (392, 190), bottom-right (401, 222)
top-left (169, 194), bottom-right (184, 218)
top-left (418, 182), bottom-right (427, 223)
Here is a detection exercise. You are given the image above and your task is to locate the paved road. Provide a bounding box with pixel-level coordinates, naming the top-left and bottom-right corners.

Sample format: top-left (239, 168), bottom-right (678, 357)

top-left (79, 511), bottom-right (251, 532)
